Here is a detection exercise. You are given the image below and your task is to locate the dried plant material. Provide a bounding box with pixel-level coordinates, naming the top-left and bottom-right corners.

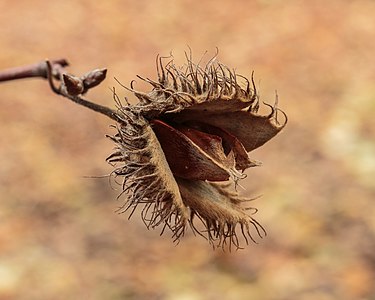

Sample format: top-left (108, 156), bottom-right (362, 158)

top-left (107, 53), bottom-right (287, 249)
top-left (0, 52), bottom-right (286, 250)
top-left (106, 110), bottom-right (189, 240)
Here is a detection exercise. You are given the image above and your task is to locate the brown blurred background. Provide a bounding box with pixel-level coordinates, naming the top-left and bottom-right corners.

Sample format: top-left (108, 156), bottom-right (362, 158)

top-left (1, 0), bottom-right (375, 299)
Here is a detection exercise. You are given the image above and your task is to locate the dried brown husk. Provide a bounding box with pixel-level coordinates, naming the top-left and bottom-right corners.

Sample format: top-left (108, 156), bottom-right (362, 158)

top-left (107, 53), bottom-right (286, 249)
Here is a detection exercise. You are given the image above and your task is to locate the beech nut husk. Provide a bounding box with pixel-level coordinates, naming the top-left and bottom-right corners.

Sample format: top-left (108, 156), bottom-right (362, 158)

top-left (107, 53), bottom-right (287, 249)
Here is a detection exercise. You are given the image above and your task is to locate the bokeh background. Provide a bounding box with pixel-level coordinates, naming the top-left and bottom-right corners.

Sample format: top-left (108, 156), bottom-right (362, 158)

top-left (1, 0), bottom-right (375, 299)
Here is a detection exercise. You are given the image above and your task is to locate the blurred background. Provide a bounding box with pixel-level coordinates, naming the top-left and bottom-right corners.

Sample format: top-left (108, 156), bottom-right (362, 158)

top-left (1, 0), bottom-right (375, 299)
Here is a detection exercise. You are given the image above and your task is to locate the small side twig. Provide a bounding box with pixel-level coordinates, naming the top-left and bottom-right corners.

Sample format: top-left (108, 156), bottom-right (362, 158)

top-left (0, 59), bottom-right (123, 123)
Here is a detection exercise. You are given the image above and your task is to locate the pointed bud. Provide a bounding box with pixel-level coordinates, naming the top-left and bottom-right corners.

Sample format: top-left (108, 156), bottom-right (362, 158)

top-left (82, 68), bottom-right (107, 90)
top-left (62, 74), bottom-right (84, 96)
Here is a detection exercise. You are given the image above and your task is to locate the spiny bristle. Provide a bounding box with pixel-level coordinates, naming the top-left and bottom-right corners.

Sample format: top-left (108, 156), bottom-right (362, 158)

top-left (107, 108), bottom-right (189, 239)
top-left (127, 55), bottom-right (260, 119)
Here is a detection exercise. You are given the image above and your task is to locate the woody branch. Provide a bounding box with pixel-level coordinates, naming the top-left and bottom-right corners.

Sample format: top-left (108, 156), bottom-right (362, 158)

top-left (0, 59), bottom-right (123, 123)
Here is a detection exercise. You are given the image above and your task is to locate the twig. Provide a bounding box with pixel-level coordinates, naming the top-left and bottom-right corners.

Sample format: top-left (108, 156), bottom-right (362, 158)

top-left (0, 59), bottom-right (68, 81)
top-left (0, 59), bottom-right (123, 123)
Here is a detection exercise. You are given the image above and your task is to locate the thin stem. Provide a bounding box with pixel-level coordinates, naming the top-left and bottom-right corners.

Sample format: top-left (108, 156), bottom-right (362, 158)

top-left (67, 94), bottom-right (124, 123)
top-left (0, 59), bottom-right (124, 124)
top-left (44, 60), bottom-right (123, 123)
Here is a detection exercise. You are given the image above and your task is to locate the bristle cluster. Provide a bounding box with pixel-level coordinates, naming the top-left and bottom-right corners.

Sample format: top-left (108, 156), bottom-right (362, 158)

top-left (106, 109), bottom-right (189, 241)
top-left (177, 179), bottom-right (266, 250)
top-left (128, 53), bottom-right (260, 118)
